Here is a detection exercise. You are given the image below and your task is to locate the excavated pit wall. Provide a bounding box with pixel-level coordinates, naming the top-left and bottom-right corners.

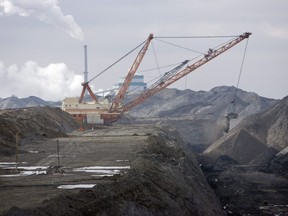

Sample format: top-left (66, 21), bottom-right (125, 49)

top-left (3, 127), bottom-right (224, 216)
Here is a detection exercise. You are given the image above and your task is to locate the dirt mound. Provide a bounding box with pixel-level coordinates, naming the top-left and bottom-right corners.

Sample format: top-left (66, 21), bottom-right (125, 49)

top-left (205, 129), bottom-right (270, 164)
top-left (0, 107), bottom-right (79, 156)
top-left (2, 128), bottom-right (224, 216)
top-left (203, 96), bottom-right (288, 165)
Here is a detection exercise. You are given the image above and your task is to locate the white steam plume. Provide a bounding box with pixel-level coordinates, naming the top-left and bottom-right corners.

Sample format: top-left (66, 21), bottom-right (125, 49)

top-left (0, 0), bottom-right (84, 41)
top-left (0, 60), bottom-right (92, 101)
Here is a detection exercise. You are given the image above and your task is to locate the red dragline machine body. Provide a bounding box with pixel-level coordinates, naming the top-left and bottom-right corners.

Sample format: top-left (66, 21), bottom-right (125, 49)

top-left (62, 32), bottom-right (251, 125)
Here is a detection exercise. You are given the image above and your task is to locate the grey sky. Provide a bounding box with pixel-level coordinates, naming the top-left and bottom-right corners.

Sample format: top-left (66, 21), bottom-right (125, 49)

top-left (0, 0), bottom-right (287, 100)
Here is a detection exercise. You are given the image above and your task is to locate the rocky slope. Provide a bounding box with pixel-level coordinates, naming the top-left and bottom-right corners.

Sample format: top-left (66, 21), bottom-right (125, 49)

top-left (203, 96), bottom-right (288, 165)
top-left (0, 107), bottom-right (79, 156)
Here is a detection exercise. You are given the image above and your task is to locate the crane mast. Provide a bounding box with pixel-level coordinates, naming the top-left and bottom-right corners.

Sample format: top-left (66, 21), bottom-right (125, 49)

top-left (109, 33), bottom-right (154, 112)
top-left (115, 32), bottom-right (252, 114)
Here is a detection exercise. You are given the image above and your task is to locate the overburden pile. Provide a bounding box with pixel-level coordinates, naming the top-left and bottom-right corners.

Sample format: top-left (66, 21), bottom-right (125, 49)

top-left (0, 107), bottom-right (79, 156)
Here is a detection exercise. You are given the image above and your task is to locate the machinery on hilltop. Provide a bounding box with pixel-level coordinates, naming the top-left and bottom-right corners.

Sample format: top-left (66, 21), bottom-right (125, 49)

top-left (62, 32), bottom-right (251, 125)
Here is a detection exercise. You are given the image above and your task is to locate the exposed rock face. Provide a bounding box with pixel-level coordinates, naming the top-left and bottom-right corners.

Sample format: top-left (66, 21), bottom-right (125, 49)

top-left (2, 128), bottom-right (224, 216)
top-left (0, 107), bottom-right (79, 156)
top-left (203, 96), bottom-right (288, 165)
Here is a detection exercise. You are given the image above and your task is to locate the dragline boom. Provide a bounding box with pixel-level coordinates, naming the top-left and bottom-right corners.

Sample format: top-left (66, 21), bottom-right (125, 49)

top-left (115, 32), bottom-right (251, 114)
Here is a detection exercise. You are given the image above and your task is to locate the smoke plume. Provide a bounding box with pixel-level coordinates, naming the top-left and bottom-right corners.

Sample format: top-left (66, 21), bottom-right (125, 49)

top-left (0, 60), bottom-right (91, 101)
top-left (0, 0), bottom-right (84, 41)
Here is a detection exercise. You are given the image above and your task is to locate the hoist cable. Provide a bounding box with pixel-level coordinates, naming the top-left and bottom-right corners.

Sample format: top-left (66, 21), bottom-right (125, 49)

top-left (234, 37), bottom-right (250, 97)
top-left (229, 37), bottom-right (250, 113)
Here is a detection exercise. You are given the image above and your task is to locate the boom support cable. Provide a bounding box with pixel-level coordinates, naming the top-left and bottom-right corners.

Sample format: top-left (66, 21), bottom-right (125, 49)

top-left (88, 39), bottom-right (147, 83)
top-left (88, 34), bottom-right (240, 83)
top-left (155, 38), bottom-right (204, 55)
top-left (155, 35), bottom-right (240, 39)
top-left (151, 41), bottom-right (162, 76)
top-left (140, 36), bottom-right (239, 74)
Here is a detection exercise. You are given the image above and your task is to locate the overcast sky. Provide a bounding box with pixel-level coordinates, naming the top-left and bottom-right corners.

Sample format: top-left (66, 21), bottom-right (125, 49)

top-left (0, 0), bottom-right (287, 101)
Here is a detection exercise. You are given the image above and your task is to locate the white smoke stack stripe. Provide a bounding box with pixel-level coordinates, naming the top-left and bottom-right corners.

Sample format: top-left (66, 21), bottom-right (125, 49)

top-left (0, 0), bottom-right (84, 41)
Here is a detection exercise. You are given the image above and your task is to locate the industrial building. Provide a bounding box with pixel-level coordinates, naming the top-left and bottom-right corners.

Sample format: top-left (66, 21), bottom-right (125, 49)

top-left (113, 74), bottom-right (147, 95)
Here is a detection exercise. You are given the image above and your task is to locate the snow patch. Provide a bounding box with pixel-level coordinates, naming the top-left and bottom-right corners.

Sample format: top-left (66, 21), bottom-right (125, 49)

top-left (57, 184), bottom-right (96, 189)
top-left (73, 166), bottom-right (130, 176)
top-left (1, 170), bottom-right (47, 177)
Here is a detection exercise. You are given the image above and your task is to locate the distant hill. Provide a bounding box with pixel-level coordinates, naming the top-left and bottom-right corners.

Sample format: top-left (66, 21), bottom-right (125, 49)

top-left (126, 86), bottom-right (278, 128)
top-left (1, 87), bottom-right (277, 121)
top-left (122, 86), bottom-right (279, 150)
top-left (203, 96), bottom-right (288, 165)
top-left (0, 96), bottom-right (61, 109)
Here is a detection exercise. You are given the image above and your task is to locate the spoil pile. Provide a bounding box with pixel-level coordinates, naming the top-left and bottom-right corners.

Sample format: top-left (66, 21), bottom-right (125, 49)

top-left (0, 107), bottom-right (79, 156)
top-left (204, 96), bottom-right (288, 165)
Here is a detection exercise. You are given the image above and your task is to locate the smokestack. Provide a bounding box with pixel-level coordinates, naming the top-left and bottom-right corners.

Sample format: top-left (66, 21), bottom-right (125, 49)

top-left (84, 45), bottom-right (88, 83)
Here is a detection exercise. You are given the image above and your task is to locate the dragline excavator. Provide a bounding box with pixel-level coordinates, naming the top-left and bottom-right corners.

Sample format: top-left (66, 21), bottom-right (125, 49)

top-left (62, 32), bottom-right (251, 125)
